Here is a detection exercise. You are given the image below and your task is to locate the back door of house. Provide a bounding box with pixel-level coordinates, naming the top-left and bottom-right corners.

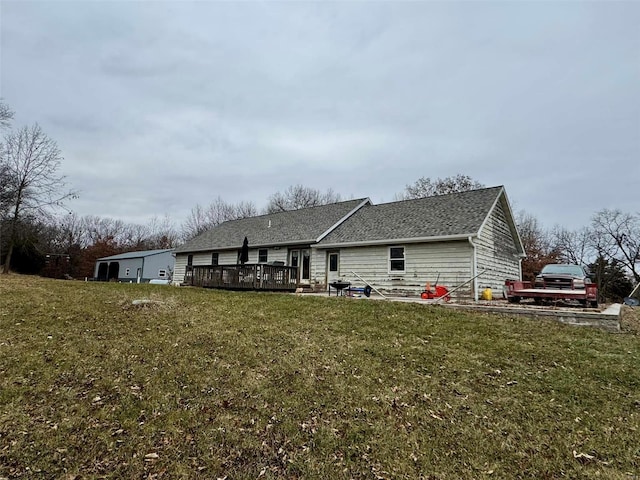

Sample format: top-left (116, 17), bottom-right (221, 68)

top-left (326, 251), bottom-right (340, 287)
top-left (289, 249), bottom-right (310, 284)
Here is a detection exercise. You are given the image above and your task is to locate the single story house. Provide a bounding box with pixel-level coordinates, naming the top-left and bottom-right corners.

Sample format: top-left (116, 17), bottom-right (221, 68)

top-left (173, 186), bottom-right (526, 299)
top-left (94, 248), bottom-right (175, 283)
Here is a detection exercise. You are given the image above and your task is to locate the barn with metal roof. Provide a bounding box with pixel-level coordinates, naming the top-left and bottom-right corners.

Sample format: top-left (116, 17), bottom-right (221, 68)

top-left (94, 248), bottom-right (174, 283)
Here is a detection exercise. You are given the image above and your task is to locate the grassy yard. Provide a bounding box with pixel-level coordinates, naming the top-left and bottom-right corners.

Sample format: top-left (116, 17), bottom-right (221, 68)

top-left (1, 276), bottom-right (638, 479)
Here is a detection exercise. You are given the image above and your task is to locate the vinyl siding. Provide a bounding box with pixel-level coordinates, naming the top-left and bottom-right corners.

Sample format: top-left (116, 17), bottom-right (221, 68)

top-left (174, 254), bottom-right (188, 284)
top-left (311, 250), bottom-right (327, 287)
top-left (253, 248), bottom-right (289, 265)
top-left (475, 199), bottom-right (521, 296)
top-left (311, 248), bottom-right (334, 290)
top-left (314, 241), bottom-right (473, 297)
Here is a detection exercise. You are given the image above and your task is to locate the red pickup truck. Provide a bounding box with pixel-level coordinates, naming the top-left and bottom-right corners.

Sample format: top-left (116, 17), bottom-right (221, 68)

top-left (505, 264), bottom-right (598, 308)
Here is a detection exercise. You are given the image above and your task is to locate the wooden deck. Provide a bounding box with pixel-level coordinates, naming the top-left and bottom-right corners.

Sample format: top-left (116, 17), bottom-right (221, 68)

top-left (184, 264), bottom-right (298, 291)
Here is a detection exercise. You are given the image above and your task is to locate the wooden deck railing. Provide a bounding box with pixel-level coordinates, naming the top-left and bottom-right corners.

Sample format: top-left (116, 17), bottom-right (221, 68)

top-left (184, 264), bottom-right (298, 291)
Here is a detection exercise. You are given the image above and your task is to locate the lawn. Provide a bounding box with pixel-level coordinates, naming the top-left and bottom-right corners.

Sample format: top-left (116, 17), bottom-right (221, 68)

top-left (1, 275), bottom-right (638, 479)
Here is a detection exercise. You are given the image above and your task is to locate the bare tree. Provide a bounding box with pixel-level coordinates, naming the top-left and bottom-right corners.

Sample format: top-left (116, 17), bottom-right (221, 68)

top-left (146, 214), bottom-right (180, 248)
top-left (48, 211), bottom-right (84, 252)
top-left (1, 124), bottom-right (77, 273)
top-left (181, 197), bottom-right (258, 240)
top-left (235, 200), bottom-right (259, 219)
top-left (264, 185), bottom-right (342, 213)
top-left (0, 101), bottom-right (15, 218)
top-left (551, 226), bottom-right (595, 267)
top-left (0, 163), bottom-right (14, 219)
top-left (181, 204), bottom-right (209, 240)
top-left (80, 215), bottom-right (128, 248)
top-left (516, 210), bottom-right (561, 281)
top-left (396, 174), bottom-right (484, 200)
top-left (591, 209), bottom-right (640, 282)
top-left (122, 223), bottom-right (151, 250)
top-left (0, 100), bottom-right (13, 129)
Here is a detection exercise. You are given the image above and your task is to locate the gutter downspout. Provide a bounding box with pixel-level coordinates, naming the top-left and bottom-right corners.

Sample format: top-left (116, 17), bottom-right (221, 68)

top-left (468, 236), bottom-right (478, 301)
top-left (518, 257), bottom-right (523, 281)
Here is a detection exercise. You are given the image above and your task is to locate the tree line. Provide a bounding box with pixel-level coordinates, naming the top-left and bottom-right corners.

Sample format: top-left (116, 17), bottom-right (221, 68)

top-left (0, 101), bottom-right (349, 278)
top-left (1, 101), bottom-right (637, 300)
top-left (517, 208), bottom-right (638, 302)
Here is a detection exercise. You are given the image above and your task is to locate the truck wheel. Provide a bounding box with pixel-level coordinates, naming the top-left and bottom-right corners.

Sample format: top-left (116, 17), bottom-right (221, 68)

top-left (507, 296), bottom-right (520, 304)
top-left (589, 301), bottom-right (598, 308)
top-left (534, 297), bottom-right (543, 305)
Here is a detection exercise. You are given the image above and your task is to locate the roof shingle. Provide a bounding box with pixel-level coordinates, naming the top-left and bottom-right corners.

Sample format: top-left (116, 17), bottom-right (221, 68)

top-left (317, 187), bottom-right (504, 246)
top-left (175, 198), bottom-right (370, 253)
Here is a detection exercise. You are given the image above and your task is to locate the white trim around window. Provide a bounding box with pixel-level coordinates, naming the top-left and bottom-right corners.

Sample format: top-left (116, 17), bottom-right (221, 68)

top-left (388, 246), bottom-right (405, 273)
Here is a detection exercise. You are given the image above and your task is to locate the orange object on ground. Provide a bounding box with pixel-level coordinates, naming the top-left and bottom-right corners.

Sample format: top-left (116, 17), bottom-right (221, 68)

top-left (421, 285), bottom-right (450, 301)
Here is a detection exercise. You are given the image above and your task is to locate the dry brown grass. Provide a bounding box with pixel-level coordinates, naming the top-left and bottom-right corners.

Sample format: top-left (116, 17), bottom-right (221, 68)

top-left (620, 305), bottom-right (640, 334)
top-left (1, 275), bottom-right (639, 479)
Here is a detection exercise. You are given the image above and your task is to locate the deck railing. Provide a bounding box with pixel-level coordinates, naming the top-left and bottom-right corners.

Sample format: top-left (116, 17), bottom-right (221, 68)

top-left (185, 264), bottom-right (298, 291)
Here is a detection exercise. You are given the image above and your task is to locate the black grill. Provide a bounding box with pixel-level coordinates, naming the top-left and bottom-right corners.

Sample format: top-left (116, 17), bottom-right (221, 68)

top-left (542, 276), bottom-right (573, 289)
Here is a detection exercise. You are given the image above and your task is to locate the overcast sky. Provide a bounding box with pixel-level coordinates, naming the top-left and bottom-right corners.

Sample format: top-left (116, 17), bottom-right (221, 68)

top-left (1, 0), bottom-right (638, 231)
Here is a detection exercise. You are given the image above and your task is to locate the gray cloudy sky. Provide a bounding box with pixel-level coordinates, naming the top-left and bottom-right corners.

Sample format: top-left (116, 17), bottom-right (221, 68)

top-left (1, 1), bottom-right (638, 230)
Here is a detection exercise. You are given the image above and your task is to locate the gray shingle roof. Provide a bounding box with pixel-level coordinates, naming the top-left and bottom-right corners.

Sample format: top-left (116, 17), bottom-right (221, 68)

top-left (317, 186), bottom-right (504, 246)
top-left (97, 249), bottom-right (174, 261)
top-left (175, 198), bottom-right (370, 253)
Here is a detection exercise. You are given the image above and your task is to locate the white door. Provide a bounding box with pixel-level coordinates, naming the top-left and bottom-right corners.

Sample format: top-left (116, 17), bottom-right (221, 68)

top-left (290, 249), bottom-right (311, 284)
top-left (326, 251), bottom-right (340, 286)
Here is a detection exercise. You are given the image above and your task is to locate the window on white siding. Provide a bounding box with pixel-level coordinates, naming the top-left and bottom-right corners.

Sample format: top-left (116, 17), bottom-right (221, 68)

top-left (258, 249), bottom-right (268, 263)
top-left (187, 255), bottom-right (193, 266)
top-left (389, 246), bottom-right (405, 272)
top-left (328, 253), bottom-right (338, 272)
top-left (211, 253), bottom-right (219, 265)
top-left (158, 269), bottom-right (167, 278)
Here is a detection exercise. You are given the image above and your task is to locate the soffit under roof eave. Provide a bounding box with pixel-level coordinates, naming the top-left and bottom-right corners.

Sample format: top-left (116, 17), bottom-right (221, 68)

top-left (313, 233), bottom-right (476, 249)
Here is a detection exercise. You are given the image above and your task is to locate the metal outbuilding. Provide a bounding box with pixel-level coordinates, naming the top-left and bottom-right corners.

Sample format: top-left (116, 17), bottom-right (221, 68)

top-left (94, 249), bottom-right (174, 283)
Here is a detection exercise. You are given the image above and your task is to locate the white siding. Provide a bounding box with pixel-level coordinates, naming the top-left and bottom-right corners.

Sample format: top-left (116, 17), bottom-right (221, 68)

top-left (475, 199), bottom-right (521, 296)
top-left (315, 241), bottom-right (473, 297)
top-left (173, 251), bottom-right (213, 284)
top-left (217, 251), bottom-right (237, 264)
top-left (311, 250), bottom-right (327, 287)
top-left (173, 254), bottom-right (188, 284)
top-left (256, 248), bottom-right (289, 265)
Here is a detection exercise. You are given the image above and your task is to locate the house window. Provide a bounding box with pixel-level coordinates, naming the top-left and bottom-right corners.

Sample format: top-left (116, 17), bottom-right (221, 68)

top-left (187, 254), bottom-right (193, 266)
top-left (329, 253), bottom-right (338, 272)
top-left (389, 246), bottom-right (405, 272)
top-left (258, 249), bottom-right (268, 263)
top-left (211, 253), bottom-right (219, 266)
top-left (158, 269), bottom-right (167, 278)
